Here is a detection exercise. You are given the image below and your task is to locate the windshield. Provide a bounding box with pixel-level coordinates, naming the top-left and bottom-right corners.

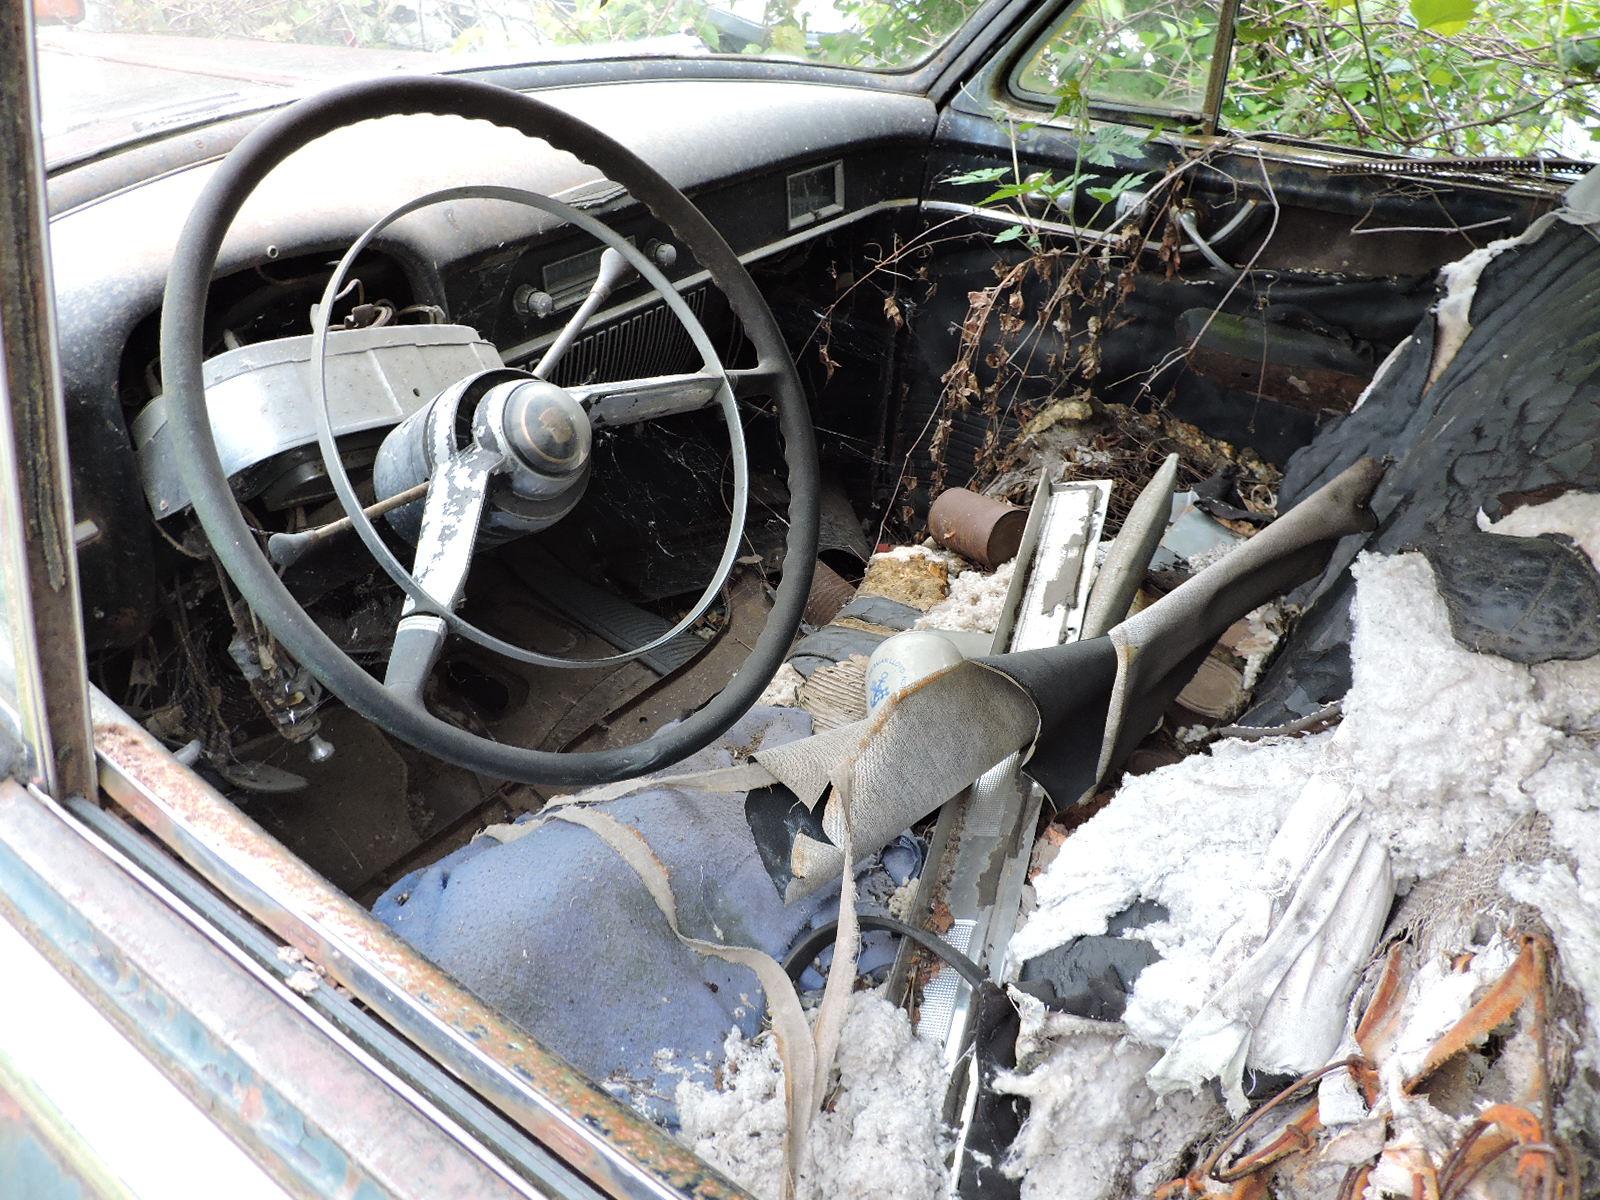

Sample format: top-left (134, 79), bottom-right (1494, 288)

top-left (36, 0), bottom-right (983, 165)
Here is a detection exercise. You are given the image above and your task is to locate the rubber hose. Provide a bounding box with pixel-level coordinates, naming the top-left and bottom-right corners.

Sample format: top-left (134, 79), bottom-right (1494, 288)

top-left (783, 914), bottom-right (988, 990)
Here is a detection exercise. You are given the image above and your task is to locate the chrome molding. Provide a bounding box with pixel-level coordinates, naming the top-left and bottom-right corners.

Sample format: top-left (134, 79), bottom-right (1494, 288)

top-left (0, 0), bottom-right (94, 797)
top-left (134, 324), bottom-right (504, 517)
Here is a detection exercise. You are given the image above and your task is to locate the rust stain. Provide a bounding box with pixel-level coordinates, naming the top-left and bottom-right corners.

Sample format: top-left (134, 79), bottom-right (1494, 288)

top-left (92, 717), bottom-right (749, 1200)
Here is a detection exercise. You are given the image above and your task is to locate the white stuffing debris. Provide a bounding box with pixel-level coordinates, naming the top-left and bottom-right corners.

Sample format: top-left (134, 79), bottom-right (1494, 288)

top-left (685, 493), bottom-right (1600, 1196)
top-left (1480, 488), bottom-right (1600, 572)
top-left (1235, 602), bottom-right (1285, 692)
top-left (1428, 220), bottom-right (1550, 385)
top-left (1350, 335), bottom-right (1411, 412)
top-left (916, 559), bottom-right (1014, 634)
top-left (676, 992), bottom-right (951, 1200)
top-left (758, 662), bottom-right (805, 708)
top-left (1336, 554), bottom-right (1553, 887)
top-left (1428, 244), bottom-right (1498, 384)
top-left (1384, 937), bottom-right (1520, 1087)
top-left (995, 995), bottom-right (1221, 1200)
top-left (1502, 859), bottom-right (1600, 1141)
top-left (1339, 549), bottom-right (1600, 889)
top-left (1011, 732), bottom-right (1326, 1048)
top-left (1014, 497), bottom-right (1600, 1105)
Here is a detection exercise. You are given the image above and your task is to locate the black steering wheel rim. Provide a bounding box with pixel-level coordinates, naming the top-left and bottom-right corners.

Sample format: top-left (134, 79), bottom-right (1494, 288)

top-left (160, 74), bottom-right (819, 787)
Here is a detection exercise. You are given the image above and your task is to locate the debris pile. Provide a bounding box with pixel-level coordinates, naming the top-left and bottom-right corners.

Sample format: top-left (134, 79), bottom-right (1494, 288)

top-left (995, 996), bottom-right (1223, 1200)
top-left (1007, 497), bottom-right (1600, 1198)
top-left (977, 401), bottom-right (1280, 533)
top-left (671, 495), bottom-right (1600, 1200)
top-left (676, 992), bottom-right (952, 1200)
top-left (672, 179), bottom-right (1600, 1200)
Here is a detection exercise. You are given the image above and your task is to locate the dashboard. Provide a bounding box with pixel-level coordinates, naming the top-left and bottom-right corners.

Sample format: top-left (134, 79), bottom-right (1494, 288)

top-left (46, 76), bottom-right (938, 651)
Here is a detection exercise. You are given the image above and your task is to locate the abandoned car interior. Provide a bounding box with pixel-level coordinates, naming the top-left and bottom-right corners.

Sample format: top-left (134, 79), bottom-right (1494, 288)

top-left (7, 0), bottom-right (1600, 1195)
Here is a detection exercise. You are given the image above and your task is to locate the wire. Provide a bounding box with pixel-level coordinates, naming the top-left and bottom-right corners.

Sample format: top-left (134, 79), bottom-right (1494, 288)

top-left (783, 914), bottom-right (988, 990)
top-left (1178, 208), bottom-right (1240, 277)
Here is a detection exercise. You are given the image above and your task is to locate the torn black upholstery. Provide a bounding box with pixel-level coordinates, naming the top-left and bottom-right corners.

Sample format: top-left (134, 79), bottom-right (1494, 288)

top-left (1247, 217), bottom-right (1600, 723)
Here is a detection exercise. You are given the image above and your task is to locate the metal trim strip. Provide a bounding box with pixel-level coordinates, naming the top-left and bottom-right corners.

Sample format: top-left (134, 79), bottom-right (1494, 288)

top-left (89, 688), bottom-right (754, 1200)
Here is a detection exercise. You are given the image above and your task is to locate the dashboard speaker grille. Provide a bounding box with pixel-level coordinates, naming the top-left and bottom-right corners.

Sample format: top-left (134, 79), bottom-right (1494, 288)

top-left (547, 285), bottom-right (723, 388)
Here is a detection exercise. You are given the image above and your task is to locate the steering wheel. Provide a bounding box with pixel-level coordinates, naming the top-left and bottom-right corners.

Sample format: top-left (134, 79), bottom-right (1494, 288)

top-left (160, 76), bottom-right (819, 787)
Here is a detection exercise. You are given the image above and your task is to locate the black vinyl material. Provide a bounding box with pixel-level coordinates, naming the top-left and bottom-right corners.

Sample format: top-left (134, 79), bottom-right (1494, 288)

top-left (1247, 218), bottom-right (1600, 723)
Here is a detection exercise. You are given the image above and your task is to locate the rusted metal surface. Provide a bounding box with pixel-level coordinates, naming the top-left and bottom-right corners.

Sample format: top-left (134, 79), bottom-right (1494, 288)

top-left (927, 488), bottom-right (1026, 569)
top-left (1354, 942), bottom-right (1408, 1072)
top-left (1178, 310), bottom-right (1374, 415)
top-left (0, 778), bottom-right (532, 1200)
top-left (0, 0), bottom-right (93, 799)
top-left (1157, 934), bottom-right (1576, 1200)
top-left (803, 559), bottom-right (856, 626)
top-left (1185, 341), bottom-right (1371, 414)
top-left (90, 688), bottom-right (753, 1200)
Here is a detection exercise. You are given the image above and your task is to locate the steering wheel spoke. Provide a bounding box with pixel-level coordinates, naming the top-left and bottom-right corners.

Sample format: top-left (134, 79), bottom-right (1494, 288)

top-left (572, 370), bottom-right (726, 428)
top-left (382, 444), bottom-right (501, 705)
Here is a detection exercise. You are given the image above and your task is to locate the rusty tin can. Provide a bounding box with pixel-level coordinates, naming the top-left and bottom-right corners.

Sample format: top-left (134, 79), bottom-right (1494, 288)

top-left (928, 488), bottom-right (1027, 568)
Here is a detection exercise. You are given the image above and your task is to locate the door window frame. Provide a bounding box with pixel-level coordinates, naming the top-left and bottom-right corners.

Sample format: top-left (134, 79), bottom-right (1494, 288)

top-left (0, 0), bottom-right (93, 802)
top-left (1005, 0), bottom-right (1241, 134)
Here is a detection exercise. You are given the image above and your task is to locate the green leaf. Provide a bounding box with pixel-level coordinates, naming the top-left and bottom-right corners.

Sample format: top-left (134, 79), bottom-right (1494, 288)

top-left (769, 23), bottom-right (807, 54)
top-left (1558, 35), bottom-right (1600, 76)
top-left (1085, 171), bottom-right (1148, 205)
top-left (980, 182), bottom-right (1039, 204)
top-left (1409, 0), bottom-right (1476, 34)
top-left (947, 167), bottom-right (1010, 186)
top-left (994, 224), bottom-right (1028, 244)
top-left (1563, 6), bottom-right (1600, 35)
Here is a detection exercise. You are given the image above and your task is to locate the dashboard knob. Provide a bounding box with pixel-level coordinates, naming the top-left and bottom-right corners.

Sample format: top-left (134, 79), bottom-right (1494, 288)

top-left (513, 284), bottom-right (556, 320)
top-left (646, 239), bottom-right (678, 270)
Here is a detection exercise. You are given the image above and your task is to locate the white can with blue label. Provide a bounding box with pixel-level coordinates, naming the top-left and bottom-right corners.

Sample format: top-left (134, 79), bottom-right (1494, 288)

top-left (865, 630), bottom-right (967, 714)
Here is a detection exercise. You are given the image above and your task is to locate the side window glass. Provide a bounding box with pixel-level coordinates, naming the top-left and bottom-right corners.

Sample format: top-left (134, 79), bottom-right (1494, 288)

top-left (1224, 0), bottom-right (1600, 159)
top-left (1014, 0), bottom-right (1222, 116)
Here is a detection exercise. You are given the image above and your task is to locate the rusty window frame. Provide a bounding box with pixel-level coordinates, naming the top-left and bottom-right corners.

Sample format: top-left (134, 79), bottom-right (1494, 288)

top-left (0, 1), bottom-right (94, 801)
top-left (91, 693), bottom-right (753, 1200)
